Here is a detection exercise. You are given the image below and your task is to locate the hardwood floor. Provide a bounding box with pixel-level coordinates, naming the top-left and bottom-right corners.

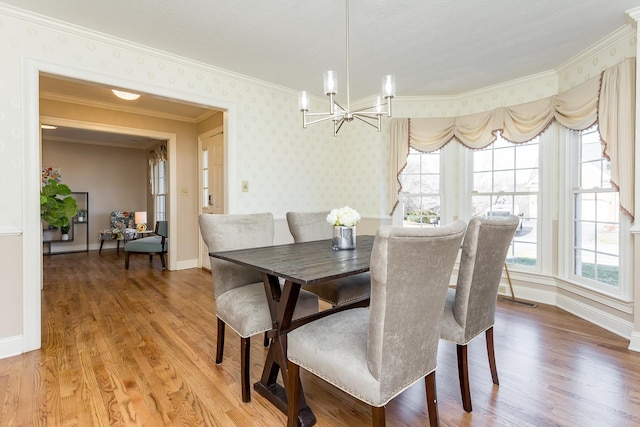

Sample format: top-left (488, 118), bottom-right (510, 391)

top-left (1, 250), bottom-right (639, 426)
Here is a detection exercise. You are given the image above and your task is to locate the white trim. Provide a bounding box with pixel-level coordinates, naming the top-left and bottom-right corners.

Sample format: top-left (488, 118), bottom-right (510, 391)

top-left (557, 294), bottom-right (634, 340)
top-left (629, 331), bottom-right (640, 352)
top-left (176, 259), bottom-right (199, 270)
top-left (0, 226), bottom-right (22, 236)
top-left (0, 335), bottom-right (24, 359)
top-left (23, 56), bottom-right (237, 356)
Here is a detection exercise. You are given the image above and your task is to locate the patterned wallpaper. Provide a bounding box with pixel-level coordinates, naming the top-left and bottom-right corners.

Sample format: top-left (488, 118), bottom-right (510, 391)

top-left (0, 6), bottom-right (636, 231)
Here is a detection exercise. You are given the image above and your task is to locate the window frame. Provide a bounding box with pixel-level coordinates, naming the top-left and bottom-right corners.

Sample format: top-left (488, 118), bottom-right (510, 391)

top-left (467, 134), bottom-right (541, 272)
top-left (560, 126), bottom-right (631, 300)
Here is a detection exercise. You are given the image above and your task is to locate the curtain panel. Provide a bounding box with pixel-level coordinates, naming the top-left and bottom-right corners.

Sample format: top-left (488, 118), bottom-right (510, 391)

top-left (389, 58), bottom-right (636, 221)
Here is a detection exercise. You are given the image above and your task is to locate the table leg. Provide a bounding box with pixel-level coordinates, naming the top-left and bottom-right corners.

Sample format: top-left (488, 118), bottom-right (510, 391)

top-left (254, 274), bottom-right (316, 427)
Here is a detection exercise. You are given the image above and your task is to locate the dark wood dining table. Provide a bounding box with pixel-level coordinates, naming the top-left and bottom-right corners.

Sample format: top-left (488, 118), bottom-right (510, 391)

top-left (210, 235), bottom-right (375, 427)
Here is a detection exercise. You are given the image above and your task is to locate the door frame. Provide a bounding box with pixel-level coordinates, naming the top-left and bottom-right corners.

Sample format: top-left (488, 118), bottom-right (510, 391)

top-left (197, 126), bottom-right (226, 269)
top-left (23, 57), bottom-right (237, 353)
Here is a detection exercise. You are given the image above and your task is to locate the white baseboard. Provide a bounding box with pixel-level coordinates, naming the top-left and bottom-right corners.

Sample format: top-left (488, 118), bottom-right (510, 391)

top-left (557, 294), bottom-right (634, 342)
top-left (176, 259), bottom-right (198, 270)
top-left (0, 335), bottom-right (23, 359)
top-left (628, 331), bottom-right (640, 352)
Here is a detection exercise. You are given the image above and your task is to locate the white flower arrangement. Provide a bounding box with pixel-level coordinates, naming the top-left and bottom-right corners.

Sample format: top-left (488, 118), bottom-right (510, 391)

top-left (326, 206), bottom-right (361, 228)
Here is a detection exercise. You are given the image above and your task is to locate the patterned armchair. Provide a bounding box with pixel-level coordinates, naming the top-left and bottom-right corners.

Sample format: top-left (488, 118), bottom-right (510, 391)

top-left (98, 211), bottom-right (137, 254)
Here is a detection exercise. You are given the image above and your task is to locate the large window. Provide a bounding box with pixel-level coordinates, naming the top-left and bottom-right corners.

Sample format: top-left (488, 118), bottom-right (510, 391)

top-left (152, 158), bottom-right (167, 222)
top-left (400, 148), bottom-right (441, 227)
top-left (572, 126), bottom-right (619, 287)
top-left (471, 135), bottom-right (539, 267)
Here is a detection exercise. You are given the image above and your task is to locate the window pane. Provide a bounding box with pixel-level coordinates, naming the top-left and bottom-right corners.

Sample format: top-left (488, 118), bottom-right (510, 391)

top-left (493, 146), bottom-right (515, 170)
top-left (420, 175), bottom-right (439, 193)
top-left (422, 154), bottom-right (440, 173)
top-left (493, 170), bottom-right (514, 192)
top-left (404, 154), bottom-right (421, 174)
top-left (596, 254), bottom-right (619, 285)
top-left (473, 172), bottom-right (493, 193)
top-left (516, 145), bottom-right (539, 169)
top-left (471, 195), bottom-right (491, 216)
top-left (515, 168), bottom-right (538, 192)
top-left (596, 192), bottom-right (619, 223)
top-left (474, 150), bottom-right (492, 172)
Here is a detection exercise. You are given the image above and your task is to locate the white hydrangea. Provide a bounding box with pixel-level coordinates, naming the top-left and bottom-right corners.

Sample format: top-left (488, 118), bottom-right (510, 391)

top-left (326, 206), bottom-right (361, 227)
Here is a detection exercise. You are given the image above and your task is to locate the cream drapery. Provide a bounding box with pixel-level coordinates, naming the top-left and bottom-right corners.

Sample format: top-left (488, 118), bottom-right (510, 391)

top-left (389, 58), bottom-right (635, 221)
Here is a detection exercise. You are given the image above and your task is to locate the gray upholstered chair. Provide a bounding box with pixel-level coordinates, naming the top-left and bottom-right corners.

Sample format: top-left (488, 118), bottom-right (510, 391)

top-left (198, 213), bottom-right (319, 403)
top-left (286, 211), bottom-right (370, 306)
top-left (440, 215), bottom-right (520, 412)
top-left (124, 221), bottom-right (168, 269)
top-left (286, 221), bottom-right (467, 427)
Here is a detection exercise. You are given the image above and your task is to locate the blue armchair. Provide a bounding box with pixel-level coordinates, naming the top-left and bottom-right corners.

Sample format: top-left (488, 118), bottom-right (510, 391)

top-left (124, 221), bottom-right (168, 269)
top-left (98, 211), bottom-right (137, 254)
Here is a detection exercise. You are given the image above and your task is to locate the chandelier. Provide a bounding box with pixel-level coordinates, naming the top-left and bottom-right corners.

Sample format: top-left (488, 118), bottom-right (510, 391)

top-left (298, 0), bottom-right (396, 136)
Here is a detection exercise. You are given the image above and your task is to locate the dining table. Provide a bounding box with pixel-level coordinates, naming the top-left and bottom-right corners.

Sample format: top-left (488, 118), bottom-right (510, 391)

top-left (210, 234), bottom-right (375, 427)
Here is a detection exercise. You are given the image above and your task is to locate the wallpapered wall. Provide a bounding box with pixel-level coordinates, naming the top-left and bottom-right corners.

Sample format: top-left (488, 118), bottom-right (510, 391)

top-left (0, 3), bottom-right (636, 353)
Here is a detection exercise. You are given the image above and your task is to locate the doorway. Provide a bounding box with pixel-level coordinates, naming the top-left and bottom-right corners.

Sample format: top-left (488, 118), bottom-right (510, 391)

top-left (24, 63), bottom-right (235, 353)
top-left (198, 127), bottom-right (225, 270)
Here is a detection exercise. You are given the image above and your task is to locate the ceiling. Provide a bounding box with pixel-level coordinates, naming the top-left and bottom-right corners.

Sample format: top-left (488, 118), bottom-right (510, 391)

top-left (6, 0), bottom-right (638, 101)
top-left (8, 0), bottom-right (639, 146)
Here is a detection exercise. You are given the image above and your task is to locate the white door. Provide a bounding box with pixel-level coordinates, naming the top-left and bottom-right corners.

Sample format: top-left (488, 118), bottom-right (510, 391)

top-left (200, 130), bottom-right (224, 269)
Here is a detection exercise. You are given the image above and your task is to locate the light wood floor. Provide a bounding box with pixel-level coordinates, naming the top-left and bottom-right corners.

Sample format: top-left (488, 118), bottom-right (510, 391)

top-left (1, 250), bottom-right (639, 426)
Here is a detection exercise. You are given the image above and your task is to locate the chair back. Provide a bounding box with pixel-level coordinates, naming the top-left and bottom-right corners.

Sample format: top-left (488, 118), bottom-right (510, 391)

top-left (367, 221), bottom-right (466, 394)
top-left (199, 213), bottom-right (274, 299)
top-left (155, 220), bottom-right (169, 238)
top-left (453, 215), bottom-right (520, 341)
top-left (111, 211), bottom-right (134, 229)
top-left (286, 211), bottom-right (332, 242)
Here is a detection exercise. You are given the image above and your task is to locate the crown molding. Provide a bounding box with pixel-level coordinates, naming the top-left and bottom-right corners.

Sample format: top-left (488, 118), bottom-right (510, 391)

top-left (556, 24), bottom-right (636, 76)
top-left (0, 3), bottom-right (301, 96)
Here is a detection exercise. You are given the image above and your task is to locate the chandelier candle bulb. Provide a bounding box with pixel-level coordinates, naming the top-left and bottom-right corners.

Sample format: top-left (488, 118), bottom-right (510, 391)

top-left (323, 71), bottom-right (338, 95)
top-left (382, 75), bottom-right (396, 98)
top-left (298, 91), bottom-right (310, 111)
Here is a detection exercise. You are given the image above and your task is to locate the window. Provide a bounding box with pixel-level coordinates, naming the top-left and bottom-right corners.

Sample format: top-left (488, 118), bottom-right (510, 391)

top-left (471, 135), bottom-right (539, 267)
top-left (400, 148), bottom-right (441, 227)
top-left (202, 148), bottom-right (209, 208)
top-left (152, 158), bottom-right (167, 222)
top-left (572, 126), bottom-right (619, 287)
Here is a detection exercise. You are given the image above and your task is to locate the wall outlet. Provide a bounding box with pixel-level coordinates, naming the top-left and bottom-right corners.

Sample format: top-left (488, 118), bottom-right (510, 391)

top-left (242, 181), bottom-right (249, 192)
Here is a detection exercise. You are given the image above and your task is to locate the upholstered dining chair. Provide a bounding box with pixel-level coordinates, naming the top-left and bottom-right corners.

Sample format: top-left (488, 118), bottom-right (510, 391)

top-left (286, 221), bottom-right (467, 427)
top-left (124, 220), bottom-right (168, 269)
top-left (98, 211), bottom-right (136, 254)
top-left (440, 215), bottom-right (520, 412)
top-left (198, 213), bottom-right (319, 403)
top-left (286, 211), bottom-right (370, 306)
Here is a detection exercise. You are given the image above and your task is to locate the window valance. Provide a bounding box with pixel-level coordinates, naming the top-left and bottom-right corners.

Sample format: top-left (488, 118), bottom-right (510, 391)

top-left (389, 58), bottom-right (636, 221)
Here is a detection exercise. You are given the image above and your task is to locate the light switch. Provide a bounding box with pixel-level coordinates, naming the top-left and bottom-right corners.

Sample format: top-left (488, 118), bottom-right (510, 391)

top-left (242, 181), bottom-right (249, 192)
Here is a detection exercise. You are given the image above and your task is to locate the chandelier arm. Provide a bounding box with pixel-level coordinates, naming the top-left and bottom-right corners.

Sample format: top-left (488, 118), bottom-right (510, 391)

top-left (353, 114), bottom-right (381, 131)
top-left (303, 113), bottom-right (343, 127)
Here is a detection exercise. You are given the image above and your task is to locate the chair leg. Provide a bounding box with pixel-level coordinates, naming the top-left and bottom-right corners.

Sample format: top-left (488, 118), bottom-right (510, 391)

top-left (159, 253), bottom-right (166, 269)
top-left (457, 344), bottom-right (472, 412)
top-left (99, 240), bottom-right (104, 254)
top-left (240, 337), bottom-right (251, 403)
top-left (425, 371), bottom-right (440, 427)
top-left (371, 405), bottom-right (386, 427)
top-left (216, 318), bottom-right (225, 364)
top-left (125, 252), bottom-right (130, 269)
top-left (149, 254), bottom-right (153, 263)
top-left (263, 331), bottom-right (269, 347)
top-left (287, 360), bottom-right (301, 427)
top-left (486, 327), bottom-right (499, 385)
top-left (116, 240), bottom-right (120, 254)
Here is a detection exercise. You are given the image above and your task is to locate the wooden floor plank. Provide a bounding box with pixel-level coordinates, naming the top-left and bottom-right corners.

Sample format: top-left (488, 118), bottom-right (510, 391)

top-left (0, 250), bottom-right (638, 426)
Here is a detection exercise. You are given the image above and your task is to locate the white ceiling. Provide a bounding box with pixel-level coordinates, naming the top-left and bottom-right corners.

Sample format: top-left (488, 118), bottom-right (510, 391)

top-left (5, 0), bottom-right (638, 101)
top-left (7, 0), bottom-right (639, 146)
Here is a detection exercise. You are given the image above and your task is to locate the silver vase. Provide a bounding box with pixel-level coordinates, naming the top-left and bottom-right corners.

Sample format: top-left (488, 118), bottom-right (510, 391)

top-left (332, 226), bottom-right (356, 250)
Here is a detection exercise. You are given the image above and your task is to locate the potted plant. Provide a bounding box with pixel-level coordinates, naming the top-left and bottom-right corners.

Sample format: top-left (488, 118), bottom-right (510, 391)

top-left (40, 179), bottom-right (79, 238)
top-left (76, 209), bottom-right (88, 223)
